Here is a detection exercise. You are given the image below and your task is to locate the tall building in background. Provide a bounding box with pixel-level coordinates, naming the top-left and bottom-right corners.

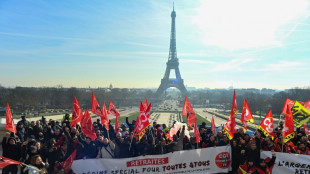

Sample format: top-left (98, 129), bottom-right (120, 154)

top-left (155, 5), bottom-right (187, 97)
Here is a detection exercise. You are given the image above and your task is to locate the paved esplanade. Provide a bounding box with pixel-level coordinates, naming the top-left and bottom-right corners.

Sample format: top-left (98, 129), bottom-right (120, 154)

top-left (149, 112), bottom-right (180, 128)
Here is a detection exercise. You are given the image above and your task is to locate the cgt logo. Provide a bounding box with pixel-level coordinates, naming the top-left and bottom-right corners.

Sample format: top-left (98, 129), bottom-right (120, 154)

top-left (215, 152), bottom-right (231, 169)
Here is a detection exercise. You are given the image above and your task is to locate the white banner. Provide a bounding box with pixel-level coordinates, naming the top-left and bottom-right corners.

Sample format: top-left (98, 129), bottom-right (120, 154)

top-left (72, 146), bottom-right (231, 174)
top-left (261, 151), bottom-right (310, 174)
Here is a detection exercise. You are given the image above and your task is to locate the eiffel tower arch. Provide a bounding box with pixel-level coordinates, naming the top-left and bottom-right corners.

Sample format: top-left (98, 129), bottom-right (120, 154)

top-left (155, 5), bottom-right (187, 97)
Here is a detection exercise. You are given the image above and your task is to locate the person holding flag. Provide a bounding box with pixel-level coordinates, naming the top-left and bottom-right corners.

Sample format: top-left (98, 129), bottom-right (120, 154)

top-left (1, 132), bottom-right (23, 173)
top-left (223, 90), bottom-right (237, 140)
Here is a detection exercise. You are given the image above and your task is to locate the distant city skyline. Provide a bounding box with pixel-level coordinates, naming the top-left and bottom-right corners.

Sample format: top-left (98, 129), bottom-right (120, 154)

top-left (1, 0), bottom-right (310, 90)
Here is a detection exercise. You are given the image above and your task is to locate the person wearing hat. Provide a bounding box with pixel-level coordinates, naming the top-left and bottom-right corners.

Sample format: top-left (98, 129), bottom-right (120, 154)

top-left (237, 149), bottom-right (256, 174)
top-left (255, 151), bottom-right (276, 174)
top-left (2, 132), bottom-right (22, 174)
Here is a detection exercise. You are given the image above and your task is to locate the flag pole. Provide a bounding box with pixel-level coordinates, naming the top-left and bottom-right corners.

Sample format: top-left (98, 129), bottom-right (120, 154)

top-left (107, 131), bottom-right (110, 140)
top-left (282, 138), bottom-right (284, 153)
top-left (129, 134), bottom-right (134, 151)
top-left (22, 163), bottom-right (41, 172)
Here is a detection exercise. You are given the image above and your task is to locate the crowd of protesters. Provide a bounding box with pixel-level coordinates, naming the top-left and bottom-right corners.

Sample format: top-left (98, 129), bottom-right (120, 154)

top-left (1, 114), bottom-right (310, 174)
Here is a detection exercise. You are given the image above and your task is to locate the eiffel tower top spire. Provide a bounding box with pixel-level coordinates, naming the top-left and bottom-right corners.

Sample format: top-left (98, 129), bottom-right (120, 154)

top-left (168, 3), bottom-right (177, 61)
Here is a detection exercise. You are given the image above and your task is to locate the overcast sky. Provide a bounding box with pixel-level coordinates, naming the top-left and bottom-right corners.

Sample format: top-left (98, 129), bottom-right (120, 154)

top-left (1, 0), bottom-right (310, 89)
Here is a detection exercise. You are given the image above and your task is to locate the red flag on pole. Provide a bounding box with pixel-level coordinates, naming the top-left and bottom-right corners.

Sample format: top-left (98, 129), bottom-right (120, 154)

top-left (0, 156), bottom-right (22, 168)
top-left (223, 90), bottom-right (237, 140)
top-left (282, 105), bottom-right (295, 143)
top-left (81, 109), bottom-right (97, 140)
top-left (61, 149), bottom-right (77, 173)
top-left (241, 99), bottom-right (254, 132)
top-left (108, 101), bottom-right (120, 133)
top-left (92, 92), bottom-right (102, 116)
top-left (194, 123), bottom-right (201, 143)
top-left (101, 102), bottom-right (110, 131)
top-left (182, 97), bottom-right (197, 126)
top-left (6, 103), bottom-right (16, 134)
top-left (134, 102), bottom-right (151, 139)
top-left (211, 116), bottom-right (215, 134)
top-left (258, 110), bottom-right (275, 139)
top-left (71, 97), bottom-right (83, 128)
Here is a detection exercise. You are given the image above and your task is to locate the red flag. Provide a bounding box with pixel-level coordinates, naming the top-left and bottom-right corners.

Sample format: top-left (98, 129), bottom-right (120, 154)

top-left (281, 98), bottom-right (295, 115)
top-left (282, 105), bottom-right (295, 143)
top-left (194, 123), bottom-right (201, 143)
top-left (6, 103), bottom-right (16, 134)
top-left (241, 99), bottom-right (254, 132)
top-left (101, 102), bottom-right (110, 131)
top-left (61, 149), bottom-right (77, 173)
top-left (0, 156), bottom-right (22, 168)
top-left (223, 90), bottom-right (237, 140)
top-left (92, 92), bottom-right (102, 116)
top-left (108, 101), bottom-right (120, 133)
top-left (134, 102), bottom-right (151, 139)
top-left (182, 97), bottom-right (197, 126)
top-left (211, 116), bottom-right (215, 134)
top-left (81, 109), bottom-right (97, 140)
top-left (71, 97), bottom-right (83, 127)
top-left (258, 110), bottom-right (274, 139)
top-left (303, 124), bottom-right (310, 135)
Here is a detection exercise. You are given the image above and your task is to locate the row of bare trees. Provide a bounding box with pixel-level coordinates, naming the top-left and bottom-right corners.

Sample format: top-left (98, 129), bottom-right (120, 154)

top-left (1, 86), bottom-right (309, 115)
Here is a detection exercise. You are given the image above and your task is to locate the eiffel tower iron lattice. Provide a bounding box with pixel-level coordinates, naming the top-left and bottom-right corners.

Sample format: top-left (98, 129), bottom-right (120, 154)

top-left (155, 5), bottom-right (187, 97)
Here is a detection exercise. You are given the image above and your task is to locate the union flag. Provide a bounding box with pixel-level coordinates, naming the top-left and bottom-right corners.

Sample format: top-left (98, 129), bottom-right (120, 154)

top-left (223, 90), bottom-right (237, 140)
top-left (6, 103), bottom-right (16, 134)
top-left (282, 105), bottom-right (295, 143)
top-left (257, 110), bottom-right (274, 139)
top-left (182, 97), bottom-right (197, 126)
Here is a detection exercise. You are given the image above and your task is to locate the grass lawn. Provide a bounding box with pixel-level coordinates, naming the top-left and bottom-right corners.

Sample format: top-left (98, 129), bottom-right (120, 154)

top-left (109, 111), bottom-right (139, 124)
top-left (109, 111), bottom-right (211, 127)
top-left (182, 113), bottom-right (211, 126)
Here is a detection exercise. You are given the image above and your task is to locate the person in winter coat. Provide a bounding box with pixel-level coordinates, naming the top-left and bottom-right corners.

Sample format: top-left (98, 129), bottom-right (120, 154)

top-left (254, 151), bottom-right (276, 174)
top-left (17, 123), bottom-right (27, 142)
top-left (231, 139), bottom-right (242, 173)
top-left (238, 150), bottom-right (256, 174)
top-left (246, 141), bottom-right (261, 166)
top-left (134, 135), bottom-right (153, 156)
top-left (78, 137), bottom-right (98, 159)
top-left (2, 132), bottom-right (23, 174)
top-left (170, 125), bottom-right (185, 152)
top-left (97, 138), bottom-right (115, 158)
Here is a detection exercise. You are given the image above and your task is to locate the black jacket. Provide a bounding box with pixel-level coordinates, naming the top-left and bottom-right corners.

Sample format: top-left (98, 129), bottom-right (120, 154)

top-left (2, 137), bottom-right (21, 161)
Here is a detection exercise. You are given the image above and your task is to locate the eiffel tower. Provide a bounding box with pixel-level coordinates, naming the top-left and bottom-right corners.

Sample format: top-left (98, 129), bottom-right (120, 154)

top-left (155, 5), bottom-right (187, 97)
